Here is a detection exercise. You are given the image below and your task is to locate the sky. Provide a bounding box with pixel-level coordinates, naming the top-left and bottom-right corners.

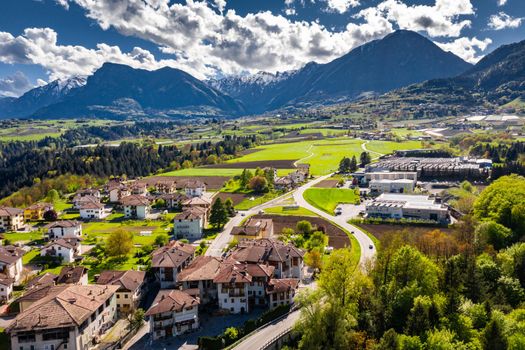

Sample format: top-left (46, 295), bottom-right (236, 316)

top-left (0, 0), bottom-right (524, 97)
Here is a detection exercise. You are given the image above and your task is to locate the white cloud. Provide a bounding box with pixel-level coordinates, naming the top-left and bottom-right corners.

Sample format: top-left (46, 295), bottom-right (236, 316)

top-left (55, 0), bottom-right (69, 10)
top-left (359, 0), bottom-right (474, 38)
top-left (213, 0), bottom-right (226, 13)
top-left (497, 0), bottom-right (507, 6)
top-left (326, 0), bottom-right (360, 14)
top-left (436, 37), bottom-right (492, 63)
top-left (0, 71), bottom-right (34, 97)
top-left (0, 28), bottom-right (208, 80)
top-left (488, 12), bottom-right (523, 30)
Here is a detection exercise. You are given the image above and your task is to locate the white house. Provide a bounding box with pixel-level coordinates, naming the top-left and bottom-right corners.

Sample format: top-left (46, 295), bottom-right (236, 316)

top-left (96, 270), bottom-right (146, 315)
top-left (130, 182), bottom-right (148, 196)
top-left (41, 238), bottom-right (81, 263)
top-left (267, 278), bottom-right (299, 308)
top-left (121, 195), bottom-right (151, 219)
top-left (145, 289), bottom-right (200, 340)
top-left (0, 274), bottom-right (14, 304)
top-left (75, 188), bottom-right (101, 199)
top-left (108, 185), bottom-right (131, 203)
top-left (72, 194), bottom-right (100, 210)
top-left (79, 201), bottom-right (105, 220)
top-left (289, 170), bottom-right (306, 184)
top-left (7, 284), bottom-right (119, 350)
top-left (44, 220), bottom-right (82, 239)
top-left (0, 207), bottom-right (24, 232)
top-left (173, 207), bottom-right (206, 240)
top-left (151, 241), bottom-right (196, 289)
top-left (214, 262), bottom-right (274, 314)
top-left (184, 180), bottom-right (206, 198)
top-left (0, 246), bottom-right (24, 284)
top-left (177, 256), bottom-right (222, 305)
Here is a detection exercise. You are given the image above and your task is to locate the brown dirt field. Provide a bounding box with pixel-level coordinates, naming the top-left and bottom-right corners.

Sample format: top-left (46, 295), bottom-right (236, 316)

top-left (314, 180), bottom-right (339, 188)
top-left (253, 214), bottom-right (350, 249)
top-left (205, 160), bottom-right (296, 169)
top-left (142, 176), bottom-right (230, 190)
top-left (213, 192), bottom-right (249, 206)
top-left (357, 223), bottom-right (454, 244)
top-left (239, 149), bottom-right (261, 156)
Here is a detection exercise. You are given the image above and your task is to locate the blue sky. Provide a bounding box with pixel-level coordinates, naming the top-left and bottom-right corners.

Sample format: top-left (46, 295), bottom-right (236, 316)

top-left (0, 0), bottom-right (524, 97)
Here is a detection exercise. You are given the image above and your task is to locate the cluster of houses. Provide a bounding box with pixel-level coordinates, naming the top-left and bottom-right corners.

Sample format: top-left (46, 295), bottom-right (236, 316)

top-left (274, 163), bottom-right (310, 191)
top-left (4, 237), bottom-right (304, 348)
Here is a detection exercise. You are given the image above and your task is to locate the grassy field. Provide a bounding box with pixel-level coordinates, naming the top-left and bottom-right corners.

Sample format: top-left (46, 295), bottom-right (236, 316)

top-left (304, 188), bottom-right (360, 214)
top-left (363, 140), bottom-right (422, 155)
top-left (4, 231), bottom-right (44, 243)
top-left (263, 206), bottom-right (319, 217)
top-left (235, 192), bottom-right (282, 210)
top-left (159, 168), bottom-right (293, 177)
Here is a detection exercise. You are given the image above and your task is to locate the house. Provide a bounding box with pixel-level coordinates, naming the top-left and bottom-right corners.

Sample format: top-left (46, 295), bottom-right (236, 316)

top-left (0, 246), bottom-right (24, 283)
top-left (96, 270), bottom-right (146, 315)
top-left (25, 272), bottom-right (57, 290)
top-left (7, 284), bottom-right (119, 350)
top-left (79, 201), bottom-right (105, 220)
top-left (214, 262), bottom-right (274, 314)
top-left (266, 278), bottom-right (299, 308)
top-left (0, 207), bottom-right (24, 232)
top-left (177, 256), bottom-right (222, 304)
top-left (155, 180), bottom-right (177, 194)
top-left (158, 193), bottom-right (190, 210)
top-left (73, 194), bottom-right (100, 210)
top-left (227, 239), bottom-right (304, 280)
top-left (23, 202), bottom-right (53, 221)
top-left (173, 207), bottom-right (207, 240)
top-left (75, 188), bottom-right (101, 199)
top-left (274, 176), bottom-right (294, 191)
top-left (289, 170), bottom-right (307, 184)
top-left (41, 238), bottom-right (82, 263)
top-left (108, 183), bottom-right (131, 203)
top-left (151, 241), bottom-right (196, 289)
top-left (231, 218), bottom-right (274, 238)
top-left (121, 195), bottom-right (151, 219)
top-left (184, 180), bottom-right (207, 197)
top-left (296, 163), bottom-right (310, 178)
top-left (182, 197), bottom-right (211, 215)
top-left (17, 284), bottom-right (62, 312)
top-left (0, 274), bottom-right (14, 303)
top-left (56, 266), bottom-right (88, 285)
top-left (44, 220), bottom-right (82, 240)
top-left (130, 182), bottom-right (148, 196)
top-left (145, 289), bottom-right (200, 340)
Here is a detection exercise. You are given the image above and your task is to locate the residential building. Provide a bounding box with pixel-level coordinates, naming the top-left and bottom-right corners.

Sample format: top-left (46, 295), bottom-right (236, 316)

top-left (130, 182), bottom-right (148, 196)
top-left (289, 170), bottom-right (306, 184)
top-left (296, 163), bottom-right (310, 178)
top-left (17, 284), bottom-right (62, 312)
top-left (0, 274), bottom-right (14, 303)
top-left (173, 207), bottom-right (207, 240)
top-left (96, 270), bottom-right (146, 315)
top-left (182, 197), bottom-right (211, 215)
top-left (56, 266), bottom-right (88, 285)
top-left (231, 218), bottom-right (274, 238)
top-left (73, 194), bottom-right (100, 210)
top-left (158, 193), bottom-right (190, 210)
top-left (145, 289), bottom-right (200, 340)
top-left (44, 220), bottom-right (82, 240)
top-left (184, 180), bottom-right (206, 197)
top-left (0, 246), bottom-right (24, 283)
top-left (121, 195), bottom-right (151, 219)
top-left (154, 180), bottom-right (177, 194)
top-left (41, 238), bottom-right (81, 263)
top-left (267, 278), bottom-right (299, 308)
top-left (365, 193), bottom-right (449, 223)
top-left (369, 178), bottom-right (416, 194)
top-left (227, 239), bottom-right (304, 280)
top-left (75, 188), bottom-right (101, 199)
top-left (177, 256), bottom-right (222, 304)
top-left (274, 176), bottom-right (294, 191)
top-left (214, 262), bottom-right (274, 314)
top-left (25, 273), bottom-right (57, 290)
top-left (0, 207), bottom-right (24, 232)
top-left (7, 284), bottom-right (119, 350)
top-left (23, 202), bottom-right (53, 221)
top-left (79, 201), bottom-right (105, 220)
top-left (151, 241), bottom-right (196, 289)
top-left (108, 184), bottom-right (131, 203)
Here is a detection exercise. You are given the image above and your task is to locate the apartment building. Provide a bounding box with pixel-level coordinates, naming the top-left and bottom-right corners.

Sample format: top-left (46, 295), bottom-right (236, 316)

top-left (0, 207), bottom-right (24, 232)
top-left (96, 270), bottom-right (146, 315)
top-left (151, 241), bottom-right (196, 289)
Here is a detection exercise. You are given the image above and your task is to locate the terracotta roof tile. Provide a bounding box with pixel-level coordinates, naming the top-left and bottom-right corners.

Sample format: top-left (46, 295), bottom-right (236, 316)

top-left (145, 289), bottom-right (199, 316)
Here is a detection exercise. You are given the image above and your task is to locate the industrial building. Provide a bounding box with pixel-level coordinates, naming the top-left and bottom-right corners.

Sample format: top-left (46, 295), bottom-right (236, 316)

top-left (365, 193), bottom-right (449, 223)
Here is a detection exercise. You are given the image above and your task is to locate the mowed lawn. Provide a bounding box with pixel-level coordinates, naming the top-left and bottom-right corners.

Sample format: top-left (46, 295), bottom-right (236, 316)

top-left (304, 188), bottom-right (360, 214)
top-left (363, 140), bottom-right (423, 155)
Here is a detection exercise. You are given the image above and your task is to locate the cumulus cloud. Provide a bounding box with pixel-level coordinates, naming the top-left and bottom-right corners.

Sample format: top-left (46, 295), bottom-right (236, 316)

top-left (326, 0), bottom-right (360, 14)
top-left (0, 71), bottom-right (34, 97)
top-left (358, 0), bottom-right (474, 38)
top-left (488, 12), bottom-right (523, 30)
top-left (0, 28), bottom-right (208, 80)
top-left (497, 0), bottom-right (507, 6)
top-left (436, 37), bottom-right (492, 63)
top-left (1, 0), bottom-right (480, 81)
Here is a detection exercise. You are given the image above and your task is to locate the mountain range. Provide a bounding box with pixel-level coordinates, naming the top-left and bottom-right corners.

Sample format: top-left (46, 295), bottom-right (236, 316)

top-left (1, 30), bottom-right (522, 120)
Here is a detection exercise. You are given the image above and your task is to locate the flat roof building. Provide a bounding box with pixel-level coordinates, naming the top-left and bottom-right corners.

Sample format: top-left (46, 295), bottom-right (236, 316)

top-left (366, 193), bottom-right (449, 223)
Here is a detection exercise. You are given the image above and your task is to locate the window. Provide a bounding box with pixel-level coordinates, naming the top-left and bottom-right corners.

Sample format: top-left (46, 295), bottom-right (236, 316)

top-left (106, 299), bottom-right (110, 307)
top-left (117, 294), bottom-right (120, 298)
top-left (124, 294), bottom-right (129, 298)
